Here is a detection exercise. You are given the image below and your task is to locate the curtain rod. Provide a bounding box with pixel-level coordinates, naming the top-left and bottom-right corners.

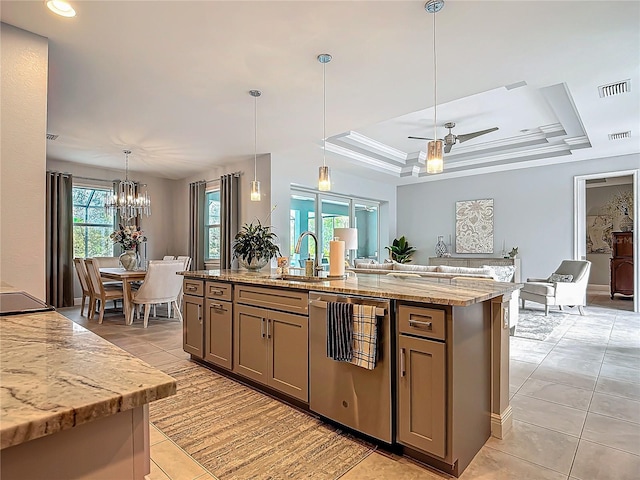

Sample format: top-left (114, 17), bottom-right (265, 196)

top-left (47, 172), bottom-right (113, 183)
top-left (195, 171), bottom-right (242, 185)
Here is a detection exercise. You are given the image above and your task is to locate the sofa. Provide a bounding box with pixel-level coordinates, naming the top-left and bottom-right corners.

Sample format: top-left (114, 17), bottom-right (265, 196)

top-left (349, 259), bottom-right (517, 282)
top-left (349, 259), bottom-right (520, 327)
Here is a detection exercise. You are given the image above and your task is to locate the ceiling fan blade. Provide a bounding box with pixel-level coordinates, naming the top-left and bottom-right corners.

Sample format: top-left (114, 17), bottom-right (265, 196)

top-left (408, 136), bottom-right (432, 140)
top-left (444, 143), bottom-right (453, 154)
top-left (456, 127), bottom-right (499, 143)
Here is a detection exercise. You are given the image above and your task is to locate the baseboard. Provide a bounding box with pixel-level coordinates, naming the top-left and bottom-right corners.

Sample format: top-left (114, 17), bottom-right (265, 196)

top-left (588, 284), bottom-right (609, 294)
top-left (491, 406), bottom-right (513, 439)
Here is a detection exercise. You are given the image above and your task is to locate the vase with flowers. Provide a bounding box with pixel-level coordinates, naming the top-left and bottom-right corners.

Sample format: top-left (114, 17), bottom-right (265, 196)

top-left (110, 224), bottom-right (147, 270)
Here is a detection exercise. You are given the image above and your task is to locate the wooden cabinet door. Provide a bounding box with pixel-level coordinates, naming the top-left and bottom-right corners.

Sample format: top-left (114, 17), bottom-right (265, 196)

top-left (205, 299), bottom-right (232, 370)
top-left (267, 310), bottom-right (309, 402)
top-left (611, 259), bottom-right (634, 297)
top-left (183, 294), bottom-right (204, 358)
top-left (398, 335), bottom-right (446, 458)
top-left (233, 304), bottom-right (268, 384)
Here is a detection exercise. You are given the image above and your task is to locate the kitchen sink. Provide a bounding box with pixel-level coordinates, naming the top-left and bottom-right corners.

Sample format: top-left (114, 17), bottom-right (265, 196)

top-left (276, 274), bottom-right (329, 283)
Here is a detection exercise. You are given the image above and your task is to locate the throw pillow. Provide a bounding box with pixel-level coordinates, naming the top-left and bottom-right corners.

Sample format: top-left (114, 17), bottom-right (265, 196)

top-left (483, 265), bottom-right (516, 282)
top-left (548, 273), bottom-right (573, 283)
top-left (353, 258), bottom-right (375, 267)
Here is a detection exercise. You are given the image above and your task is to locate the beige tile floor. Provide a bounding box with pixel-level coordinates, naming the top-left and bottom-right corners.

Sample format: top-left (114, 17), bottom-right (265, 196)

top-left (60, 293), bottom-right (639, 480)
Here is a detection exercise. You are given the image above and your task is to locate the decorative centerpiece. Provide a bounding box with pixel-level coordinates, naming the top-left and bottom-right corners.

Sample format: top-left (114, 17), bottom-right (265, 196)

top-left (385, 236), bottom-right (416, 263)
top-left (233, 220), bottom-right (281, 271)
top-left (110, 224), bottom-right (146, 270)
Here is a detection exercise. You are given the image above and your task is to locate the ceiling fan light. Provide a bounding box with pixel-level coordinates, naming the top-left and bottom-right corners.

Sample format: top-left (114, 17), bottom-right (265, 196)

top-left (318, 165), bottom-right (331, 191)
top-left (426, 140), bottom-right (443, 174)
top-left (250, 180), bottom-right (261, 202)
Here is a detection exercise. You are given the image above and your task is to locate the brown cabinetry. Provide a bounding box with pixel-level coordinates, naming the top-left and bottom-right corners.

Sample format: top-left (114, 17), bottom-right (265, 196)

top-left (398, 334), bottom-right (446, 457)
top-left (396, 303), bottom-right (491, 476)
top-left (611, 232), bottom-right (634, 299)
top-left (183, 292), bottom-right (204, 358)
top-left (204, 281), bottom-right (233, 369)
top-left (234, 287), bottom-right (309, 402)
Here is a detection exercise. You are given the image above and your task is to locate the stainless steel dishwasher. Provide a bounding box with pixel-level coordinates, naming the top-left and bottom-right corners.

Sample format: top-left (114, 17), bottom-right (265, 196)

top-left (309, 292), bottom-right (393, 443)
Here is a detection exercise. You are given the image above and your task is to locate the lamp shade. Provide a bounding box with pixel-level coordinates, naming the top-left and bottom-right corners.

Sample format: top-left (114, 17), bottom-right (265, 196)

top-left (334, 228), bottom-right (358, 251)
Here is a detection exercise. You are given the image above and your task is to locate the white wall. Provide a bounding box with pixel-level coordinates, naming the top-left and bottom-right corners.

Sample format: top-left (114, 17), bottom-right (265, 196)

top-left (270, 153), bottom-right (397, 259)
top-left (397, 153), bottom-right (639, 281)
top-left (0, 24), bottom-right (48, 300)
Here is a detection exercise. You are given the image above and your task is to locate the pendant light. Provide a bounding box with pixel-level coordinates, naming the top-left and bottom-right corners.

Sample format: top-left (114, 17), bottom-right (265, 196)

top-left (249, 89), bottom-right (262, 202)
top-left (104, 150), bottom-right (151, 222)
top-left (426, 0), bottom-right (444, 174)
top-left (318, 53), bottom-right (332, 191)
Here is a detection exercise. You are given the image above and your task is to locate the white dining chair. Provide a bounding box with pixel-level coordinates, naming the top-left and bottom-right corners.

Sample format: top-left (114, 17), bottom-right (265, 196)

top-left (85, 258), bottom-right (124, 323)
top-left (130, 260), bottom-right (184, 328)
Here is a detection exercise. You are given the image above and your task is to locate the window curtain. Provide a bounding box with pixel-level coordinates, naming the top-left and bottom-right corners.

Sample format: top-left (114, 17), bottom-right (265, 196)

top-left (189, 181), bottom-right (206, 271)
top-left (46, 172), bottom-right (74, 307)
top-left (220, 173), bottom-right (239, 269)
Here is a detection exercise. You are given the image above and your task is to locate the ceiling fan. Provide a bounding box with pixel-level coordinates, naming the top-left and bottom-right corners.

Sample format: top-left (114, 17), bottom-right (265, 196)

top-left (409, 122), bottom-right (499, 153)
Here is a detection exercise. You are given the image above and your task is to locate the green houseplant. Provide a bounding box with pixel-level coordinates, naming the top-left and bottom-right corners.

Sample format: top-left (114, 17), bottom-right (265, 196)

top-left (385, 236), bottom-right (416, 264)
top-left (233, 220), bottom-right (281, 271)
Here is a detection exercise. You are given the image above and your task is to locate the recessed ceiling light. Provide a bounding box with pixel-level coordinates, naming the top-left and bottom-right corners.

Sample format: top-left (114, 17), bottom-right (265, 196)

top-left (46, 0), bottom-right (76, 18)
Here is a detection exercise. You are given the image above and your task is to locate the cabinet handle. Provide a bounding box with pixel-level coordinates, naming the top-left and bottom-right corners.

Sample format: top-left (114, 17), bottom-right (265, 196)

top-left (409, 319), bottom-right (432, 329)
top-left (186, 285), bottom-right (197, 291)
top-left (197, 305), bottom-right (202, 325)
top-left (261, 318), bottom-right (265, 338)
top-left (267, 318), bottom-right (271, 339)
top-left (400, 348), bottom-right (406, 377)
top-left (209, 303), bottom-right (224, 310)
top-left (210, 289), bottom-right (224, 295)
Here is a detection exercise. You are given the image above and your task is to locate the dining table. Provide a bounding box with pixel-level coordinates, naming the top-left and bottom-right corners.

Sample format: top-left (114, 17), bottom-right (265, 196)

top-left (100, 268), bottom-right (147, 325)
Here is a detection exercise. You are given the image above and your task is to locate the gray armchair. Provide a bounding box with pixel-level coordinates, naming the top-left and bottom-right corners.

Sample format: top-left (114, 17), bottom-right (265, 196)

top-left (520, 260), bottom-right (591, 316)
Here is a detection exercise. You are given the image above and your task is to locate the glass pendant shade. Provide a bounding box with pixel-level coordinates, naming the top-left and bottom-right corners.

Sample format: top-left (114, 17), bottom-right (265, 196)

top-left (426, 140), bottom-right (444, 174)
top-left (318, 165), bottom-right (331, 191)
top-left (250, 180), bottom-right (261, 202)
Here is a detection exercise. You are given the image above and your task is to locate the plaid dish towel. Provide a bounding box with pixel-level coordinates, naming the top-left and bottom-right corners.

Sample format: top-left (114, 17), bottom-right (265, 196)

top-left (326, 302), bottom-right (354, 361)
top-left (350, 304), bottom-right (378, 370)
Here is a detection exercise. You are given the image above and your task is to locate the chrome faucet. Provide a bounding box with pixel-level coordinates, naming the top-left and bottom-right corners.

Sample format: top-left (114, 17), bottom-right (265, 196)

top-left (294, 231), bottom-right (322, 276)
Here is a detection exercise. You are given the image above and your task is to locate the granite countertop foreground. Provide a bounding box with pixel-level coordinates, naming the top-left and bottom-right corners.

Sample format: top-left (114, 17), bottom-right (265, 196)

top-left (183, 269), bottom-right (521, 306)
top-left (0, 310), bottom-right (177, 450)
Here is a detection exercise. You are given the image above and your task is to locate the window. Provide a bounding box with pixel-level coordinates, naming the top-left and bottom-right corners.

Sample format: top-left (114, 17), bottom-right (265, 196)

top-left (205, 190), bottom-right (221, 260)
top-left (72, 186), bottom-right (114, 258)
top-left (290, 188), bottom-right (381, 266)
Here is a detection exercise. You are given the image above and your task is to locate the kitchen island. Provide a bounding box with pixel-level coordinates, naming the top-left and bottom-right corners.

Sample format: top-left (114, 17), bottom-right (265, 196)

top-left (0, 305), bottom-right (177, 480)
top-left (181, 269), bottom-right (520, 477)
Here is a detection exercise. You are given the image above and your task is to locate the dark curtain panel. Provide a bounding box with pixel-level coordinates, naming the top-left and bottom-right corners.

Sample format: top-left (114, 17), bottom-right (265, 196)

top-left (46, 172), bottom-right (74, 307)
top-left (220, 173), bottom-right (239, 269)
top-left (188, 181), bottom-right (206, 271)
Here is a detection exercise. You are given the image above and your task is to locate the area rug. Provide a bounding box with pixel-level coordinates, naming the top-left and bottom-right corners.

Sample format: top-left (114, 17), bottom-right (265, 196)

top-left (512, 309), bottom-right (575, 341)
top-left (149, 362), bottom-right (375, 480)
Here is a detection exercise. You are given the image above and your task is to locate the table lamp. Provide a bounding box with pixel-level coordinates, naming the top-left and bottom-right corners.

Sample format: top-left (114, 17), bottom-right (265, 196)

top-left (334, 228), bottom-right (358, 266)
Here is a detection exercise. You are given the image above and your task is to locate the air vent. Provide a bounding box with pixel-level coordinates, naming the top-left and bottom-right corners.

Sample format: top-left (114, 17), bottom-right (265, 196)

top-left (608, 131), bottom-right (631, 141)
top-left (586, 178), bottom-right (607, 185)
top-left (46, 133), bottom-right (59, 140)
top-left (598, 80), bottom-right (631, 98)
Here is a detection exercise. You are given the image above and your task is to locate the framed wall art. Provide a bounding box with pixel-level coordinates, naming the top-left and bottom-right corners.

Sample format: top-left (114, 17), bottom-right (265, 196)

top-left (455, 198), bottom-right (494, 254)
top-left (586, 215), bottom-right (613, 254)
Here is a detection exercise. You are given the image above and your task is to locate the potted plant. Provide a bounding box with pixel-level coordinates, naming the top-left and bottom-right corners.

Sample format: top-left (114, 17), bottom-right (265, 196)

top-left (110, 224), bottom-right (146, 270)
top-left (233, 220), bottom-right (281, 271)
top-left (385, 236), bottom-right (416, 264)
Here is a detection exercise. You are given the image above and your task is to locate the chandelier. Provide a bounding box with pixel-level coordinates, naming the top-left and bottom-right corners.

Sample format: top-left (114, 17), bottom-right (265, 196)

top-left (104, 150), bottom-right (151, 222)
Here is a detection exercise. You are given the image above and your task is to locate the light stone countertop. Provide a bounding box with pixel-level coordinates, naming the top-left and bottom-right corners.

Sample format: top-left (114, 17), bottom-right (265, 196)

top-left (0, 310), bottom-right (177, 450)
top-left (182, 269), bottom-right (521, 306)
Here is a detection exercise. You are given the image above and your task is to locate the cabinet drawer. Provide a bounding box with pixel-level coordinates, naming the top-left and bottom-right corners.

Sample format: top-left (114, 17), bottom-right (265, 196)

top-left (183, 279), bottom-right (204, 296)
top-left (206, 281), bottom-right (232, 301)
top-left (235, 285), bottom-right (308, 315)
top-left (398, 305), bottom-right (445, 341)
